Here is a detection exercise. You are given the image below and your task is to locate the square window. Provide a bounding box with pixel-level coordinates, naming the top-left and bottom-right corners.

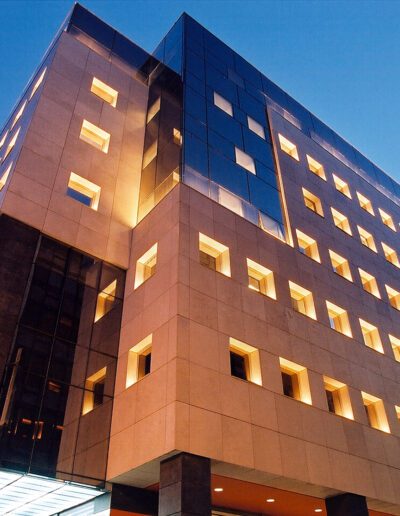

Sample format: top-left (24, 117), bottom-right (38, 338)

top-left (379, 208), bottom-right (396, 232)
top-left (219, 188), bottom-right (243, 217)
top-left (0, 162), bottom-right (13, 191)
top-left (389, 335), bottom-right (400, 362)
top-left (278, 134), bottom-right (299, 160)
top-left (246, 258), bottom-right (276, 299)
top-left (357, 192), bottom-right (374, 215)
top-left (247, 116), bottom-right (265, 139)
top-left (296, 230), bottom-right (320, 262)
top-left (235, 147), bottom-right (256, 174)
top-left (329, 250), bottom-right (352, 281)
top-left (359, 319), bottom-right (384, 353)
top-left (147, 97), bottom-right (161, 123)
top-left (29, 68), bottom-right (46, 100)
top-left (126, 334), bottom-right (152, 388)
top-left (289, 281), bottom-right (316, 319)
top-left (302, 188), bottom-right (323, 216)
top-left (279, 357), bottom-right (312, 404)
top-left (326, 301), bottom-right (352, 337)
top-left (199, 233), bottom-right (230, 277)
top-left (134, 243), bottom-right (158, 289)
top-left (361, 392), bottom-right (390, 433)
top-left (79, 119), bottom-right (110, 153)
top-left (357, 226), bottom-right (377, 252)
top-left (358, 268), bottom-right (380, 298)
top-left (323, 376), bottom-right (353, 419)
top-left (91, 77), bottom-right (118, 107)
top-left (82, 367), bottom-right (107, 415)
top-left (229, 338), bottom-right (262, 385)
top-left (213, 92), bottom-right (233, 116)
top-left (332, 174), bottom-right (351, 198)
top-left (307, 155), bottom-right (326, 180)
top-left (386, 285), bottom-right (400, 310)
top-left (2, 128), bottom-right (20, 163)
top-left (382, 242), bottom-right (400, 268)
top-left (94, 279), bottom-right (117, 322)
top-left (67, 172), bottom-right (101, 210)
top-left (331, 208), bottom-right (352, 235)
top-left (11, 100), bottom-right (27, 130)
top-left (173, 128), bottom-right (182, 145)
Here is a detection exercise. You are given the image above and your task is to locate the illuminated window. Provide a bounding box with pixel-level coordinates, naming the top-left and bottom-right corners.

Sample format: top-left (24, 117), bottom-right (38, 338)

top-left (219, 188), bottom-right (243, 216)
top-left (379, 208), bottom-right (396, 232)
top-left (213, 92), bottom-right (233, 116)
top-left (357, 226), bottom-right (377, 252)
top-left (289, 281), bottom-right (316, 319)
top-left (246, 258), bottom-right (276, 299)
top-left (279, 357), bottom-right (312, 404)
top-left (126, 334), bottom-right (152, 388)
top-left (333, 174), bottom-right (351, 198)
top-left (331, 208), bottom-right (352, 235)
top-left (306, 155), bottom-right (326, 180)
top-left (361, 392), bottom-right (390, 433)
top-left (229, 338), bottom-right (262, 385)
top-left (382, 242), bottom-right (400, 268)
top-left (94, 280), bottom-right (117, 322)
top-left (0, 131), bottom-right (7, 149)
top-left (173, 128), bottom-right (182, 145)
top-left (386, 285), bottom-right (400, 310)
top-left (134, 243), bottom-right (158, 289)
top-left (357, 192), bottom-right (374, 215)
top-left (142, 140), bottom-right (157, 169)
top-left (11, 101), bottom-right (27, 130)
top-left (90, 77), bottom-right (118, 107)
top-left (29, 67), bottom-right (46, 99)
top-left (389, 335), bottom-right (400, 362)
top-left (82, 367), bottom-right (107, 415)
top-left (359, 319), bottom-right (384, 353)
top-left (326, 301), bottom-right (352, 337)
top-left (0, 162), bottom-right (12, 191)
top-left (278, 134), bottom-right (299, 160)
top-left (296, 230), bottom-right (320, 262)
top-left (247, 116), bottom-right (265, 139)
top-left (199, 233), bottom-right (231, 277)
top-left (303, 188), bottom-right (323, 216)
top-left (235, 147), bottom-right (256, 174)
top-left (358, 268), bottom-right (380, 298)
top-left (329, 250), bottom-right (352, 281)
top-left (79, 120), bottom-right (110, 153)
top-left (2, 128), bottom-right (20, 162)
top-left (67, 172), bottom-right (101, 210)
top-left (147, 97), bottom-right (161, 123)
top-left (395, 406), bottom-right (400, 423)
top-left (324, 376), bottom-right (353, 419)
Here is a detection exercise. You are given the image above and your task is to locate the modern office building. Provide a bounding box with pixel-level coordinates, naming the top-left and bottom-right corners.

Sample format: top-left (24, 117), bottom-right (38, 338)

top-left (0, 3), bottom-right (399, 515)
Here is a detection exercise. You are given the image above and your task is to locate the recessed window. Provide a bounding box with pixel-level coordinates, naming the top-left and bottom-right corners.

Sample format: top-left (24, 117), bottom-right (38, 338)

top-left (395, 406), bottom-right (400, 423)
top-left (302, 188), bottom-right (323, 216)
top-left (289, 281), bottom-right (316, 319)
top-left (357, 226), bottom-right (377, 252)
top-left (235, 147), bottom-right (256, 174)
top-left (142, 140), bottom-right (158, 169)
top-left (359, 319), bottom-right (384, 353)
top-left (229, 338), bottom-right (262, 385)
top-left (306, 155), bottom-right (326, 180)
top-left (358, 268), bottom-right (380, 298)
top-left (90, 77), bottom-right (118, 107)
top-left (389, 335), bottom-right (400, 362)
top-left (323, 376), bottom-right (353, 419)
top-left (0, 131), bottom-right (8, 149)
top-left (82, 367), bottom-right (107, 415)
top-left (173, 128), bottom-right (182, 145)
top-left (247, 116), bottom-right (265, 139)
top-left (332, 174), bottom-right (351, 198)
top-left (296, 230), bottom-right (320, 262)
top-left (246, 258), bottom-right (276, 299)
top-left (278, 134), bottom-right (299, 160)
top-left (11, 101), bottom-right (27, 130)
top-left (126, 335), bottom-right (152, 388)
top-left (379, 208), bottom-right (396, 232)
top-left (386, 285), bottom-right (400, 310)
top-left (213, 92), bottom-right (233, 116)
top-left (2, 128), bottom-right (20, 162)
top-left (67, 172), bottom-right (101, 210)
top-left (219, 188), bottom-right (243, 216)
top-left (147, 97), bottom-right (161, 123)
top-left (361, 392), bottom-right (390, 433)
top-left (331, 208), bottom-right (352, 235)
top-left (279, 357), bottom-right (312, 404)
top-left (356, 192), bottom-right (374, 215)
top-left (326, 301), bottom-right (352, 337)
top-left (382, 242), bottom-right (400, 268)
top-left (134, 243), bottom-right (158, 289)
top-left (29, 68), bottom-right (46, 100)
top-left (79, 119), bottom-right (110, 153)
top-left (329, 250), bottom-right (352, 281)
top-left (0, 162), bottom-right (13, 191)
top-left (199, 233), bottom-right (231, 277)
top-left (94, 280), bottom-right (117, 322)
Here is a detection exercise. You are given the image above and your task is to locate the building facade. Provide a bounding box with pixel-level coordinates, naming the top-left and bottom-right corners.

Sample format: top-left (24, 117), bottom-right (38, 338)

top-left (0, 4), bottom-right (399, 515)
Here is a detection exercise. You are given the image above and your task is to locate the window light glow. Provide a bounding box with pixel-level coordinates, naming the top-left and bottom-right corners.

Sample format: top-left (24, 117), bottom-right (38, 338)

top-left (359, 319), bottom-right (384, 353)
top-left (324, 376), bottom-right (354, 420)
top-left (0, 162), bottom-right (12, 191)
top-left (219, 187), bottom-right (243, 216)
top-left (357, 226), bottom-right (377, 252)
top-left (247, 116), bottom-right (265, 139)
top-left (361, 391), bottom-right (390, 433)
top-left (94, 280), bottom-right (117, 322)
top-left (246, 258), bottom-right (276, 299)
top-left (326, 301), bottom-right (352, 337)
top-left (395, 406), bottom-right (400, 423)
top-left (199, 233), bottom-right (231, 277)
top-left (386, 285), bottom-right (400, 310)
top-left (213, 92), bottom-right (233, 116)
top-left (82, 367), bottom-right (107, 415)
top-left (142, 140), bottom-right (158, 168)
top-left (126, 334), bottom-right (152, 388)
top-left (134, 243), bottom-right (158, 289)
top-left (357, 192), bottom-right (374, 215)
top-left (382, 242), bottom-right (400, 268)
top-left (11, 100), bottom-right (27, 130)
top-left (307, 155), bottom-right (326, 180)
top-left (67, 172), bottom-right (101, 210)
top-left (279, 357), bottom-right (312, 405)
top-left (333, 174), bottom-right (351, 198)
top-left (278, 134), bottom-right (299, 160)
top-left (147, 97), bottom-right (161, 123)
top-left (329, 250), bottom-right (352, 281)
top-left (2, 128), bottom-right (20, 162)
top-left (289, 281), bottom-right (316, 320)
top-left (331, 207), bottom-right (352, 235)
top-left (79, 119), bottom-right (110, 153)
top-left (29, 68), bottom-right (47, 100)
top-left (229, 337), bottom-right (262, 385)
top-left (296, 229), bottom-right (320, 262)
top-left (91, 77), bottom-right (118, 107)
top-left (358, 268), bottom-right (380, 298)
top-left (379, 208), bottom-right (396, 232)
top-left (0, 131), bottom-right (7, 149)
top-left (302, 188), bottom-right (323, 216)
top-left (235, 147), bottom-right (256, 174)
top-left (266, 499), bottom-right (275, 503)
top-left (389, 335), bottom-right (400, 362)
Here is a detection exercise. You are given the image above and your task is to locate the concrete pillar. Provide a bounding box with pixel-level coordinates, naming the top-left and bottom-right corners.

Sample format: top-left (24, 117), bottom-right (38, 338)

top-left (326, 493), bottom-right (368, 515)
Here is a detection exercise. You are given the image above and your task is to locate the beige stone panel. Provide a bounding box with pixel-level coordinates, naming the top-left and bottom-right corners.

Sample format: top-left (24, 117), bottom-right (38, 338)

top-left (383, 433), bottom-right (400, 469)
top-left (328, 448), bottom-right (355, 492)
top-left (259, 351), bottom-right (282, 394)
top-left (57, 32), bottom-right (89, 68)
top-left (307, 370), bottom-right (329, 411)
top-left (342, 418), bottom-right (368, 458)
top-left (189, 405), bottom-right (223, 460)
top-left (219, 375), bottom-right (251, 421)
top-left (222, 416), bottom-right (254, 469)
top-left (135, 366), bottom-right (167, 422)
top-left (166, 358), bottom-right (190, 405)
top-left (279, 434), bottom-right (309, 482)
top-left (1, 191), bottom-right (47, 229)
top-left (322, 411), bottom-right (348, 452)
top-left (249, 384), bottom-right (278, 430)
top-left (305, 442), bottom-right (333, 488)
top-left (189, 363), bottom-right (221, 413)
top-left (111, 388), bottom-right (137, 436)
top-left (171, 401), bottom-right (190, 451)
top-left (109, 219), bottom-right (131, 247)
top-left (105, 239), bottom-right (129, 269)
top-left (275, 395), bottom-right (304, 440)
top-left (28, 113), bottom-right (69, 148)
top-left (8, 171), bottom-right (51, 208)
top-left (188, 320), bottom-right (219, 371)
top-left (300, 405), bottom-right (327, 446)
top-left (43, 210), bottom-right (79, 249)
top-left (190, 289), bottom-right (218, 331)
top-left (252, 425), bottom-right (282, 476)
top-left (107, 425), bottom-right (135, 480)
top-left (85, 49), bottom-right (111, 77)
top-left (43, 69), bottom-right (80, 111)
top-left (51, 50), bottom-right (86, 84)
top-left (370, 462), bottom-right (397, 505)
top-left (79, 206), bottom-right (111, 236)
top-left (35, 95), bottom-right (73, 131)
top-left (130, 408), bottom-right (166, 468)
top-left (15, 145), bottom-right (59, 187)
top-left (48, 191), bottom-right (82, 223)
top-left (349, 455), bottom-right (376, 497)
top-left (189, 259), bottom-right (217, 298)
top-left (140, 290), bottom-right (172, 336)
top-left (76, 225), bottom-right (108, 260)
top-left (23, 129), bottom-right (64, 166)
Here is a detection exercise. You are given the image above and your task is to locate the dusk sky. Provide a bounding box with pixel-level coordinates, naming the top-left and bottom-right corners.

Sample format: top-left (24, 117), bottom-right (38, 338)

top-left (1, 0), bottom-right (399, 181)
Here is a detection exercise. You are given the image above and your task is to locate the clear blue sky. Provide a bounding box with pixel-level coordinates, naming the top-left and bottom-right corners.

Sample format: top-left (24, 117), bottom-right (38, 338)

top-left (1, 0), bottom-right (399, 182)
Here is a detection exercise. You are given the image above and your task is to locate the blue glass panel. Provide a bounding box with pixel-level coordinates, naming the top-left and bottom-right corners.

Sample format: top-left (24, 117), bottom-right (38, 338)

top-left (237, 89), bottom-right (267, 126)
top-left (244, 80), bottom-right (266, 104)
top-left (208, 129), bottom-right (235, 161)
top-left (67, 188), bottom-right (91, 207)
top-left (186, 50), bottom-right (205, 80)
top-left (228, 68), bottom-right (244, 89)
top-left (113, 33), bottom-right (154, 72)
top-left (248, 175), bottom-right (283, 223)
top-left (256, 162), bottom-right (278, 189)
top-left (204, 31), bottom-right (234, 67)
top-left (235, 55), bottom-right (263, 89)
top-left (69, 4), bottom-right (115, 49)
top-left (185, 72), bottom-right (206, 97)
top-left (209, 150), bottom-right (250, 200)
top-left (184, 14), bottom-right (204, 47)
top-left (243, 128), bottom-right (274, 168)
top-left (205, 63), bottom-right (238, 105)
top-left (205, 50), bottom-right (228, 76)
top-left (184, 133), bottom-right (209, 177)
top-left (262, 75), bottom-right (291, 108)
top-left (207, 104), bottom-right (243, 147)
top-left (185, 113), bottom-right (207, 142)
top-left (185, 87), bottom-right (206, 123)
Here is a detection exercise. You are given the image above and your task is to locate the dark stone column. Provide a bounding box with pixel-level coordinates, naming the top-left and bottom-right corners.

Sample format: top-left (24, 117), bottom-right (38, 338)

top-left (111, 483), bottom-right (158, 515)
top-left (159, 453), bottom-right (211, 516)
top-left (326, 493), bottom-right (368, 515)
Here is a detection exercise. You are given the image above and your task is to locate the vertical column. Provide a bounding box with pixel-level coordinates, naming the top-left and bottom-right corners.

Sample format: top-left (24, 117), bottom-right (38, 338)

top-left (159, 453), bottom-right (211, 516)
top-left (326, 493), bottom-right (368, 515)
